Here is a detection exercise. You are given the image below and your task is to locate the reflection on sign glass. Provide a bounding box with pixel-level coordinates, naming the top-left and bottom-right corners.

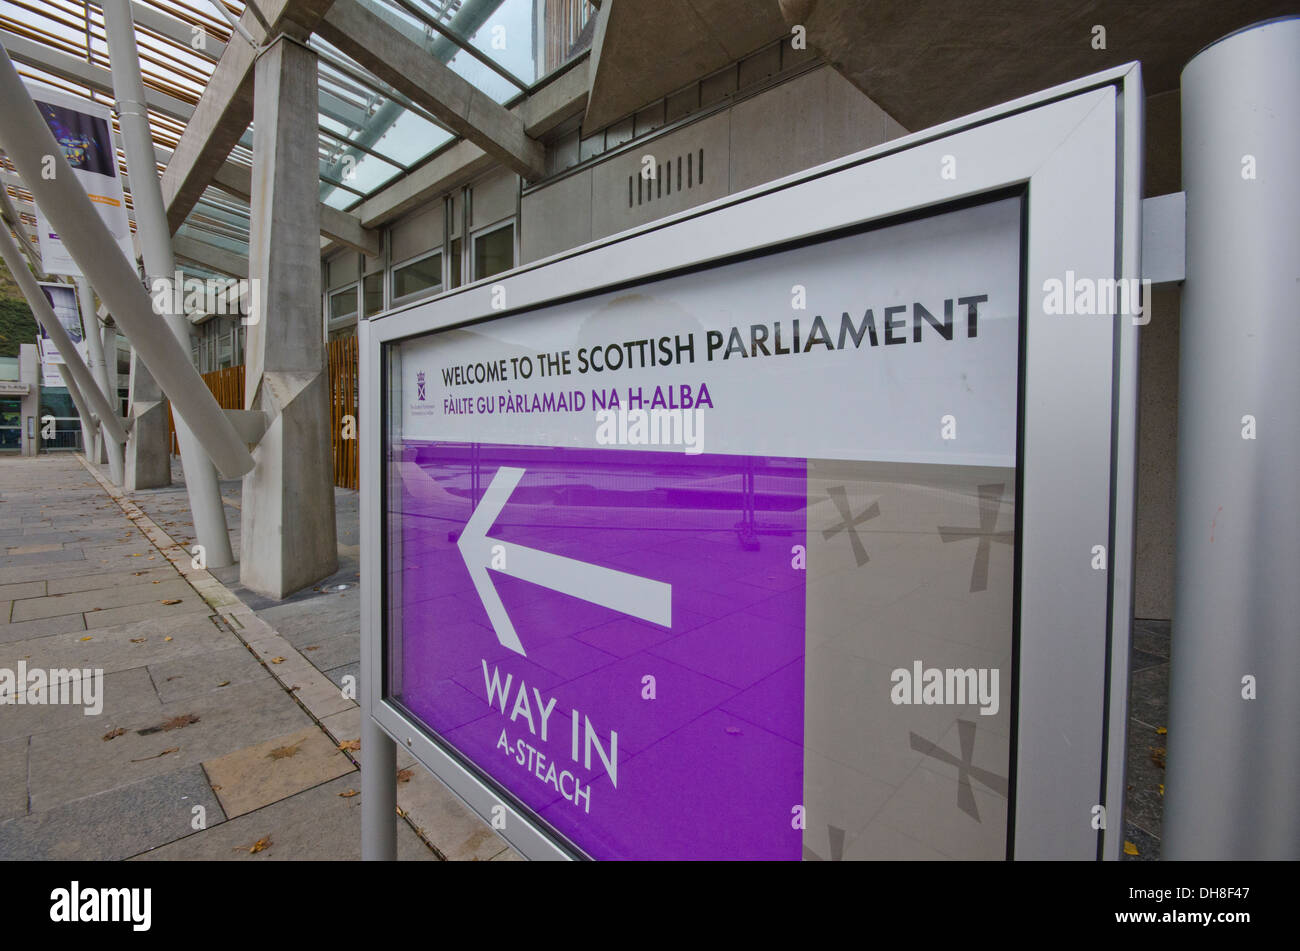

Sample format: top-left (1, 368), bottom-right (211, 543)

top-left (385, 198), bottom-right (1022, 859)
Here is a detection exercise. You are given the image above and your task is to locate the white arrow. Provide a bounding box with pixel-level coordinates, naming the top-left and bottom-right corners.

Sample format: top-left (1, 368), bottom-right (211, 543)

top-left (457, 466), bottom-right (672, 656)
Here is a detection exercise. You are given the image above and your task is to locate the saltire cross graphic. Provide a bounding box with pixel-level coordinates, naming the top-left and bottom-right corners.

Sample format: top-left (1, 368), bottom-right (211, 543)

top-left (938, 482), bottom-right (1012, 592)
top-left (909, 719), bottom-right (1009, 822)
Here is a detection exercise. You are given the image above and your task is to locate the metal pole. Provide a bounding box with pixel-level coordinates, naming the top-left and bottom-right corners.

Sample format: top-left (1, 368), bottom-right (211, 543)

top-left (1165, 16), bottom-right (1300, 860)
top-left (102, 0), bottom-right (236, 567)
top-left (57, 363), bottom-right (96, 457)
top-left (362, 714), bottom-right (398, 860)
top-left (77, 278), bottom-right (124, 484)
top-left (0, 223), bottom-right (126, 444)
top-left (0, 43), bottom-right (255, 479)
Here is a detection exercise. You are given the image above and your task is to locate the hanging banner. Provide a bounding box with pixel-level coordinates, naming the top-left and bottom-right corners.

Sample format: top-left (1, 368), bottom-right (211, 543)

top-left (25, 85), bottom-right (134, 276)
top-left (35, 281), bottom-right (85, 388)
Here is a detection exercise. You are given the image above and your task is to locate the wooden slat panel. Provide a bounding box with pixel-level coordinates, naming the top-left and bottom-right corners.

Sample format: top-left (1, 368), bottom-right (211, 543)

top-left (167, 352), bottom-right (358, 491)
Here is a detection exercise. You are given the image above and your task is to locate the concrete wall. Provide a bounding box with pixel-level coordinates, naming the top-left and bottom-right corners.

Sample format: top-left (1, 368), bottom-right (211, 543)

top-left (521, 65), bottom-right (902, 264)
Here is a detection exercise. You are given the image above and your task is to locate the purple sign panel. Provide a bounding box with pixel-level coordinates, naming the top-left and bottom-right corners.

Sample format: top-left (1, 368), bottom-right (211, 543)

top-left (392, 443), bottom-right (806, 859)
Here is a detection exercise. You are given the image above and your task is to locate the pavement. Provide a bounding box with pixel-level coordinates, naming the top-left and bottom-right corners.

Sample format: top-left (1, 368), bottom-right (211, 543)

top-left (0, 454), bottom-right (515, 861)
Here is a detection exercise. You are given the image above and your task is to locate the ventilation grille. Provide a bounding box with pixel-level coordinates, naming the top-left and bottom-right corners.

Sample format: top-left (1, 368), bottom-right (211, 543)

top-left (628, 148), bottom-right (705, 208)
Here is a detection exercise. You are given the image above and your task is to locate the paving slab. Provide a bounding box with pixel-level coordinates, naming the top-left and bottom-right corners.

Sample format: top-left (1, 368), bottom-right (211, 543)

top-left (203, 725), bottom-right (357, 819)
top-left (397, 767), bottom-right (510, 861)
top-left (0, 666), bottom-right (162, 743)
top-left (11, 578), bottom-right (196, 622)
top-left (0, 548), bottom-right (86, 568)
top-left (147, 645), bottom-right (270, 705)
top-left (45, 566), bottom-right (176, 596)
top-left (0, 764), bottom-right (223, 861)
top-left (27, 678), bottom-right (314, 813)
top-left (0, 581), bottom-right (45, 601)
top-left (83, 596), bottom-right (212, 631)
top-left (0, 612), bottom-right (87, 644)
top-left (297, 630), bottom-right (358, 672)
top-left (2, 613), bottom-right (234, 677)
top-left (0, 736), bottom-right (27, 823)
top-left (131, 774), bottom-right (435, 861)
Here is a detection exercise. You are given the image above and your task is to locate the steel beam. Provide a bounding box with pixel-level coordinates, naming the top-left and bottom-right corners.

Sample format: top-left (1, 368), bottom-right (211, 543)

top-left (316, 0), bottom-right (545, 180)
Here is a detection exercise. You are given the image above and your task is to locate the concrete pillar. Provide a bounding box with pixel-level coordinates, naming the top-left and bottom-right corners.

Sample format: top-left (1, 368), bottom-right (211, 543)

top-left (241, 35), bottom-right (337, 599)
top-left (18, 342), bottom-right (39, 456)
top-left (1165, 17), bottom-right (1300, 859)
top-left (79, 281), bottom-right (123, 482)
top-left (125, 348), bottom-right (172, 490)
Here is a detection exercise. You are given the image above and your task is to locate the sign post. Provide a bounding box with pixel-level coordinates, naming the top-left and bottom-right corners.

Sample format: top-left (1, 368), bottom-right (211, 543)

top-left (361, 64), bottom-right (1143, 860)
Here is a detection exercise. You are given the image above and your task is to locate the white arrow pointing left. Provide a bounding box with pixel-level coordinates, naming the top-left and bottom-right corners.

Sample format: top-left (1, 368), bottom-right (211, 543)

top-left (457, 466), bottom-right (672, 656)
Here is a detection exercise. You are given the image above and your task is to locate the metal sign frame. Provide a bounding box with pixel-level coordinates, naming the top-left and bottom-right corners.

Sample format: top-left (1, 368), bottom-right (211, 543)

top-left (360, 62), bottom-right (1143, 860)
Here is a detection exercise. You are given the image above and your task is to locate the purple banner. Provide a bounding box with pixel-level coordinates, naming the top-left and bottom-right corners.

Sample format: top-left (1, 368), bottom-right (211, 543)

top-left (393, 443), bottom-right (806, 859)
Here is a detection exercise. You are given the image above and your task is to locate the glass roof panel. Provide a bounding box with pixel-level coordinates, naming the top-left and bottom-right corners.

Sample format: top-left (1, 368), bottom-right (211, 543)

top-left (3, 0), bottom-right (594, 252)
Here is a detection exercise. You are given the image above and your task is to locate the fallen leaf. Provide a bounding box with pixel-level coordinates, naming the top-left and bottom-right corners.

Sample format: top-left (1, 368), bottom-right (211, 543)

top-left (102, 727), bottom-right (125, 741)
top-left (339, 789), bottom-right (360, 798)
top-left (129, 747), bottom-right (179, 763)
top-left (268, 742), bottom-right (302, 760)
top-left (160, 599), bottom-right (182, 605)
top-left (129, 637), bottom-right (146, 643)
top-left (304, 645), bottom-right (320, 651)
top-left (1159, 783), bottom-right (1165, 797)
top-left (78, 636), bottom-right (93, 642)
top-left (1149, 746), bottom-right (1166, 769)
top-left (162, 713), bottom-right (199, 731)
top-left (396, 806), bottom-right (405, 817)
top-left (724, 726), bottom-right (742, 735)
top-left (338, 739), bottom-right (361, 752)
top-left (1156, 726), bottom-right (1167, 735)
top-left (396, 769), bottom-right (413, 783)
top-left (216, 680), bottom-right (231, 687)
top-left (270, 656), bottom-right (286, 664)
top-left (152, 580), bottom-right (161, 584)
top-left (1123, 840), bottom-right (1139, 856)
top-left (240, 836), bottom-right (271, 854)
top-left (164, 636), bottom-right (173, 642)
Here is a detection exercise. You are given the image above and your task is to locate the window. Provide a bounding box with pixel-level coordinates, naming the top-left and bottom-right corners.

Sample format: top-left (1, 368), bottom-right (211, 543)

top-left (330, 285), bottom-right (359, 321)
top-left (392, 252), bottom-right (443, 301)
top-left (473, 223), bottom-right (514, 282)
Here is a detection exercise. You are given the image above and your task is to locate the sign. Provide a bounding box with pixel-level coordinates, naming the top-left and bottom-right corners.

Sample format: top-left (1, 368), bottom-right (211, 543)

top-left (0, 380), bottom-right (30, 396)
top-left (365, 66), bottom-right (1143, 860)
top-left (35, 281), bottom-right (84, 388)
top-left (387, 200), bottom-right (1021, 859)
top-left (26, 85), bottom-right (134, 276)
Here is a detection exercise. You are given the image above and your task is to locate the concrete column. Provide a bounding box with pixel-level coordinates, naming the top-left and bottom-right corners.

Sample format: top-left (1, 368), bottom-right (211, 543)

top-left (125, 348), bottom-right (172, 490)
top-left (1165, 17), bottom-right (1300, 860)
top-left (241, 35), bottom-right (338, 599)
top-left (78, 281), bottom-right (123, 482)
top-left (18, 343), bottom-right (39, 456)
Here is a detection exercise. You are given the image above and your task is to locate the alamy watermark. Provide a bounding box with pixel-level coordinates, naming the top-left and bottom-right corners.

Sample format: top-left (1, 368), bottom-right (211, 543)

top-left (50, 882), bottom-right (150, 931)
top-left (1043, 270), bottom-right (1150, 325)
top-left (891, 660), bottom-right (1000, 716)
top-left (0, 662), bottom-right (103, 715)
top-left (150, 271), bottom-right (258, 324)
top-left (594, 408), bottom-right (705, 455)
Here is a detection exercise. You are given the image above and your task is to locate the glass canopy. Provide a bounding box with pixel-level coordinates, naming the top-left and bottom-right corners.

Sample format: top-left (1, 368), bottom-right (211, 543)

top-left (0, 0), bottom-right (594, 267)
